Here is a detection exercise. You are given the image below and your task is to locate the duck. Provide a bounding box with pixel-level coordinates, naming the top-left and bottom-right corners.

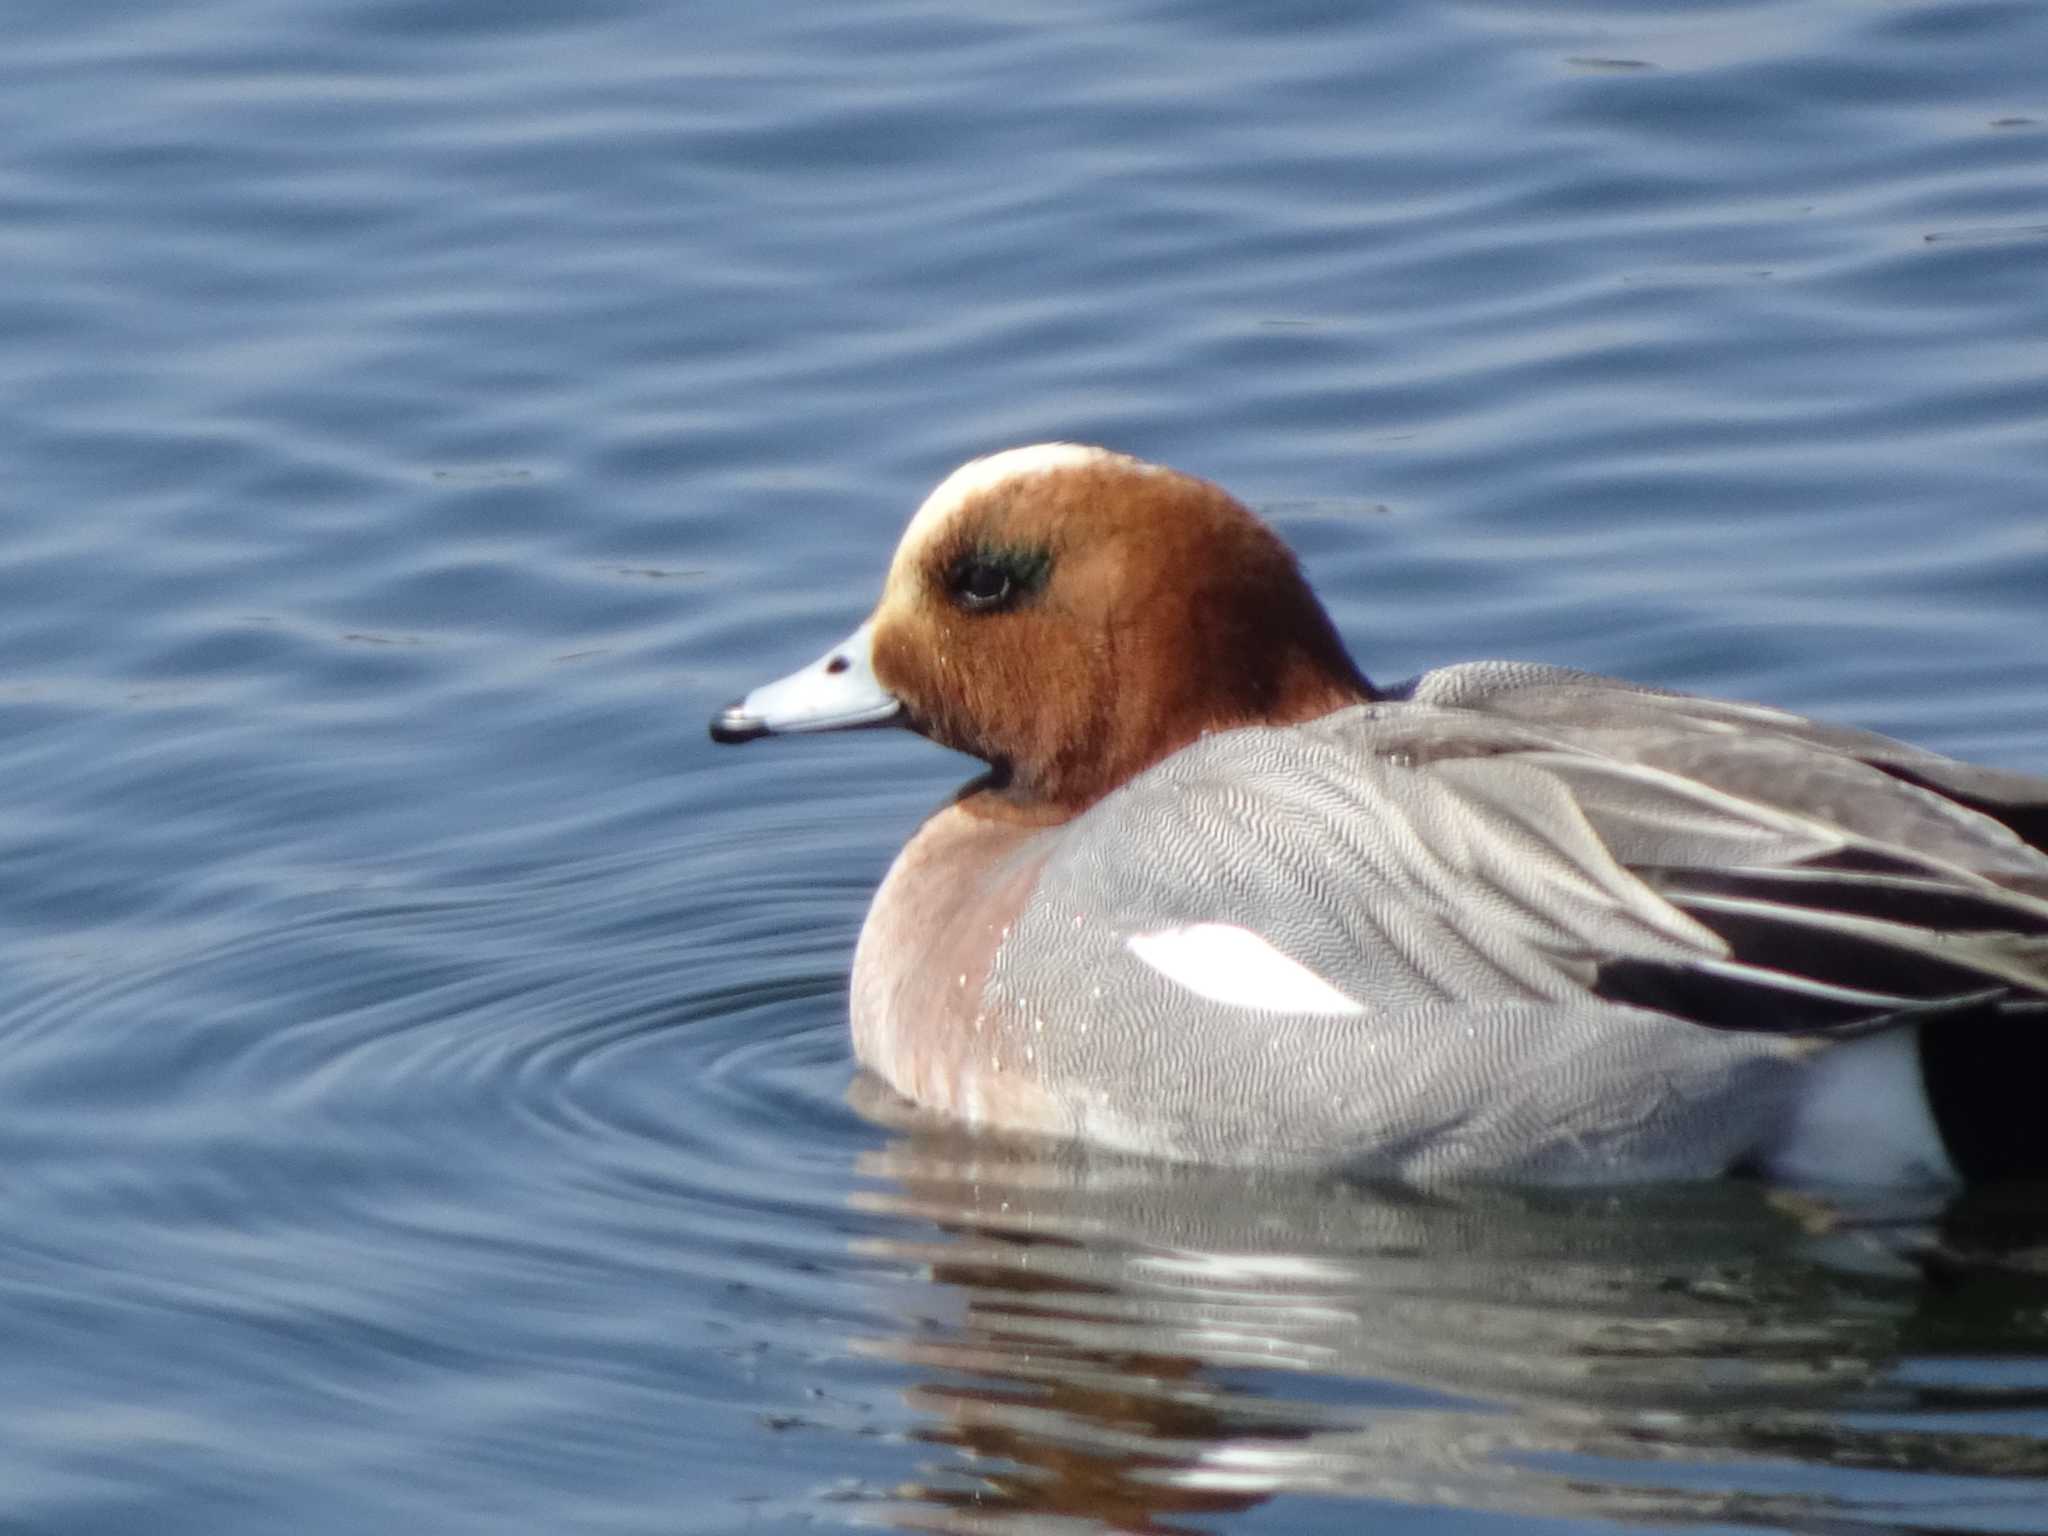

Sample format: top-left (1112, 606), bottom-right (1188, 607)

top-left (710, 444), bottom-right (2048, 1185)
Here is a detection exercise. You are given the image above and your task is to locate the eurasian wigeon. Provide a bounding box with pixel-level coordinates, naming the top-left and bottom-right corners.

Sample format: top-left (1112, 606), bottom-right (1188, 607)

top-left (711, 444), bottom-right (2048, 1184)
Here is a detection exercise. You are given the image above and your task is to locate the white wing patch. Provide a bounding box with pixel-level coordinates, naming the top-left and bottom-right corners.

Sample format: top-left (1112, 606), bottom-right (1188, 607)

top-left (1125, 923), bottom-right (1366, 1016)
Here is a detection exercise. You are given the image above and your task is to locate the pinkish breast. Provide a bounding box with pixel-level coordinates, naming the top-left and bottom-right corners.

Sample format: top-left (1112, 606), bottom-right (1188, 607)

top-left (849, 800), bottom-right (1071, 1135)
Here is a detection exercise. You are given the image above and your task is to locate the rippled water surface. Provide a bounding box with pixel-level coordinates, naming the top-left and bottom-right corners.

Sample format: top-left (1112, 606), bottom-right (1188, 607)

top-left (5, 0), bottom-right (2048, 1530)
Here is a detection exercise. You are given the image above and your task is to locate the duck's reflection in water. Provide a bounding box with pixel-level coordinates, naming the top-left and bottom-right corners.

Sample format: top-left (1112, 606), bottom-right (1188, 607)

top-left (846, 1090), bottom-right (2048, 1534)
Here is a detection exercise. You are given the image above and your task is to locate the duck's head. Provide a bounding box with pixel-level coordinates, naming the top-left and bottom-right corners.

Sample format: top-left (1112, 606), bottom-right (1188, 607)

top-left (710, 444), bottom-right (1372, 816)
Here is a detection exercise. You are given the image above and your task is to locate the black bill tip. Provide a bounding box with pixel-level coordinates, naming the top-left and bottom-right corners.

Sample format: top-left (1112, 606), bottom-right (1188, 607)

top-left (708, 702), bottom-right (768, 744)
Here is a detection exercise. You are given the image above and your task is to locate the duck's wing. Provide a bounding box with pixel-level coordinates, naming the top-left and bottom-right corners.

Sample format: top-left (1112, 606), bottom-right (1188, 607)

top-left (1001, 718), bottom-right (1820, 1175)
top-left (1508, 734), bottom-right (2048, 1033)
top-left (1036, 694), bottom-right (2048, 1038)
top-left (1004, 703), bottom-right (2048, 1176)
top-left (1400, 661), bottom-right (2048, 882)
top-left (1400, 687), bottom-right (2048, 1182)
top-left (1381, 665), bottom-right (2048, 1024)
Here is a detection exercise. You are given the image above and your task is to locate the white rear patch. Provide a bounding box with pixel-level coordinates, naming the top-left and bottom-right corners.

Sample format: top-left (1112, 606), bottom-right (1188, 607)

top-left (1126, 923), bottom-right (1366, 1016)
top-left (1766, 1027), bottom-right (1957, 1187)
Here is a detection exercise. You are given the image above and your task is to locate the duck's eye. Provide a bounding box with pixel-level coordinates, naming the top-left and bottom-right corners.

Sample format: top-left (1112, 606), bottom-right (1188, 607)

top-left (954, 560), bottom-right (1012, 610)
top-left (945, 546), bottom-right (1050, 613)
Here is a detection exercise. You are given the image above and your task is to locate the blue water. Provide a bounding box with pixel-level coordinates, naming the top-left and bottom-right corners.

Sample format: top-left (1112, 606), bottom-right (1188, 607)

top-left (4, 0), bottom-right (2047, 1530)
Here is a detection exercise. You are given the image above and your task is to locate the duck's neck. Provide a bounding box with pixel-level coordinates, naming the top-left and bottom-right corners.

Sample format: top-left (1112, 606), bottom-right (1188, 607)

top-left (962, 658), bottom-right (1374, 826)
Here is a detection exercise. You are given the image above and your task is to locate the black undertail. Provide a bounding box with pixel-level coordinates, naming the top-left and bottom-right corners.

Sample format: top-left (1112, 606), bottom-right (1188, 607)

top-left (1918, 1006), bottom-right (2048, 1181)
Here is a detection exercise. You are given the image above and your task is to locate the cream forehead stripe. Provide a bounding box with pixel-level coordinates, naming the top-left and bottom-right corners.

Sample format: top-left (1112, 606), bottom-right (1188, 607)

top-left (1125, 924), bottom-right (1367, 1016)
top-left (894, 443), bottom-right (1161, 567)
